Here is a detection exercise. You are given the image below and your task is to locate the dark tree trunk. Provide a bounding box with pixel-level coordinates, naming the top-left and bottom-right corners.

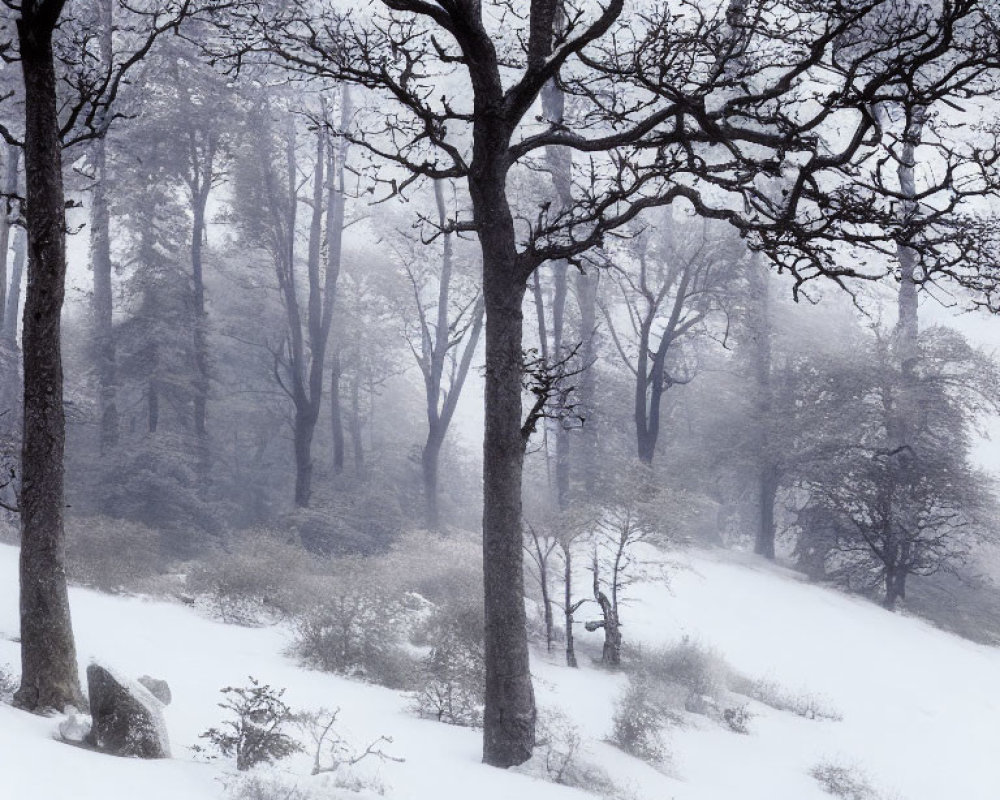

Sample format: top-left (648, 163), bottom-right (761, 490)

top-left (883, 567), bottom-right (906, 611)
top-left (755, 464), bottom-right (779, 560)
top-left (293, 409), bottom-right (314, 507)
top-left (330, 352), bottom-right (344, 475)
top-left (480, 261), bottom-right (535, 766)
top-left (14, 3), bottom-right (84, 712)
top-left (422, 430), bottom-right (443, 529)
top-left (562, 542), bottom-right (578, 668)
top-left (147, 380), bottom-right (159, 433)
top-left (587, 557), bottom-right (622, 667)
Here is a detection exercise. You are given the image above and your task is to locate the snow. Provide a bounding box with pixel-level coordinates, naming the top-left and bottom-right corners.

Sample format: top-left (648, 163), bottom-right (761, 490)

top-left (0, 541), bottom-right (997, 799)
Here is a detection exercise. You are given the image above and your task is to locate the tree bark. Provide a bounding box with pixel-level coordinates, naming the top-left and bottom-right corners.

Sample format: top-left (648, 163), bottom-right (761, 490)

top-left (422, 430), bottom-right (443, 529)
top-left (574, 269), bottom-right (599, 496)
top-left (330, 351), bottom-right (344, 475)
top-left (561, 541), bottom-right (578, 668)
top-left (190, 180), bottom-right (210, 440)
top-left (14, 2), bottom-right (84, 712)
top-left (480, 261), bottom-right (535, 766)
top-left (587, 553), bottom-right (621, 667)
top-left (755, 465), bottom-right (779, 560)
top-left (882, 104), bottom-right (924, 610)
top-left (748, 253), bottom-right (778, 559)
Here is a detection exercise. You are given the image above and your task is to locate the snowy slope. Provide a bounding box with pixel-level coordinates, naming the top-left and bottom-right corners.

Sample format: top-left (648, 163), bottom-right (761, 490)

top-left (0, 542), bottom-right (997, 800)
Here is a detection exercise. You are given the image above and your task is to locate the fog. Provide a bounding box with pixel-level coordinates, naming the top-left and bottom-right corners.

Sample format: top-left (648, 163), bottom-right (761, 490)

top-left (1, 1), bottom-right (1000, 797)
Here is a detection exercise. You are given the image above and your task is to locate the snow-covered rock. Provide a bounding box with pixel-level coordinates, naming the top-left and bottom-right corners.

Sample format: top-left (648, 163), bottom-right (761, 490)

top-left (57, 710), bottom-right (92, 744)
top-left (137, 675), bottom-right (172, 706)
top-left (87, 663), bottom-right (171, 758)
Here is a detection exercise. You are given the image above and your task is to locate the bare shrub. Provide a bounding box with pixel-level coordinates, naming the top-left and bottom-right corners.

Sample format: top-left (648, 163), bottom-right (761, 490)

top-left (811, 760), bottom-right (902, 800)
top-left (0, 662), bottom-right (17, 703)
top-left (187, 530), bottom-right (318, 625)
top-left (534, 709), bottom-right (617, 794)
top-left (641, 638), bottom-right (731, 699)
top-left (610, 678), bottom-right (668, 763)
top-left (298, 707), bottom-right (402, 776)
top-left (376, 529), bottom-right (482, 607)
top-left (722, 703), bottom-right (753, 734)
top-left (64, 516), bottom-right (165, 593)
top-left (412, 597), bottom-right (484, 726)
top-left (292, 562), bottom-right (414, 689)
top-left (627, 638), bottom-right (732, 720)
top-left (225, 774), bottom-right (310, 800)
top-left (195, 678), bottom-right (301, 771)
top-left (732, 675), bottom-right (843, 722)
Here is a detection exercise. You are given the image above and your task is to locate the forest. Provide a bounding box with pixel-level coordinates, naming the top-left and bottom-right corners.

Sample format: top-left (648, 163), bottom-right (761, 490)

top-left (2, 1), bottom-right (1000, 798)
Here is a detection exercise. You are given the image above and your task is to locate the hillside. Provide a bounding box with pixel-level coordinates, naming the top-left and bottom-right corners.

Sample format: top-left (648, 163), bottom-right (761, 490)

top-left (0, 542), bottom-right (996, 800)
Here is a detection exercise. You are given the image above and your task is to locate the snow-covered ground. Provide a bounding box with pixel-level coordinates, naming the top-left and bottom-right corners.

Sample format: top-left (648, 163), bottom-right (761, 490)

top-left (0, 542), bottom-right (996, 800)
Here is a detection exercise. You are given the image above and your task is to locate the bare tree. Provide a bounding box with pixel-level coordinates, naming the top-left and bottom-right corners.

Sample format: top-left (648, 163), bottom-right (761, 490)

top-left (397, 180), bottom-right (483, 528)
top-left (524, 521), bottom-right (559, 652)
top-left (585, 504), bottom-right (652, 666)
top-left (2, 0), bottom-right (206, 711)
top-left (603, 214), bottom-right (741, 464)
top-left (226, 0), bottom-right (1000, 764)
top-left (236, 91), bottom-right (350, 507)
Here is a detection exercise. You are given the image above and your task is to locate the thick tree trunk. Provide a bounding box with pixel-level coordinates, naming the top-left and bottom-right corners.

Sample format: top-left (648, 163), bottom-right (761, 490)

top-left (148, 379), bottom-right (159, 433)
top-left (422, 429), bottom-right (443, 529)
top-left (293, 410), bottom-right (315, 507)
top-left (480, 260), bottom-right (535, 766)
top-left (883, 567), bottom-right (906, 611)
top-left (14, 8), bottom-right (84, 712)
top-left (755, 464), bottom-right (779, 560)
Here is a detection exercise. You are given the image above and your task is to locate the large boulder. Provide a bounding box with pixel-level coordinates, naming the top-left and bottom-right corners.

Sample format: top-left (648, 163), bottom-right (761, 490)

top-left (86, 663), bottom-right (171, 758)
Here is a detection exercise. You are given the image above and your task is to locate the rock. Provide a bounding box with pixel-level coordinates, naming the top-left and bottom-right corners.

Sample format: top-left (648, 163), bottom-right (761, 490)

top-left (137, 675), bottom-right (172, 706)
top-left (87, 663), bottom-right (171, 758)
top-left (58, 710), bottom-right (92, 744)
